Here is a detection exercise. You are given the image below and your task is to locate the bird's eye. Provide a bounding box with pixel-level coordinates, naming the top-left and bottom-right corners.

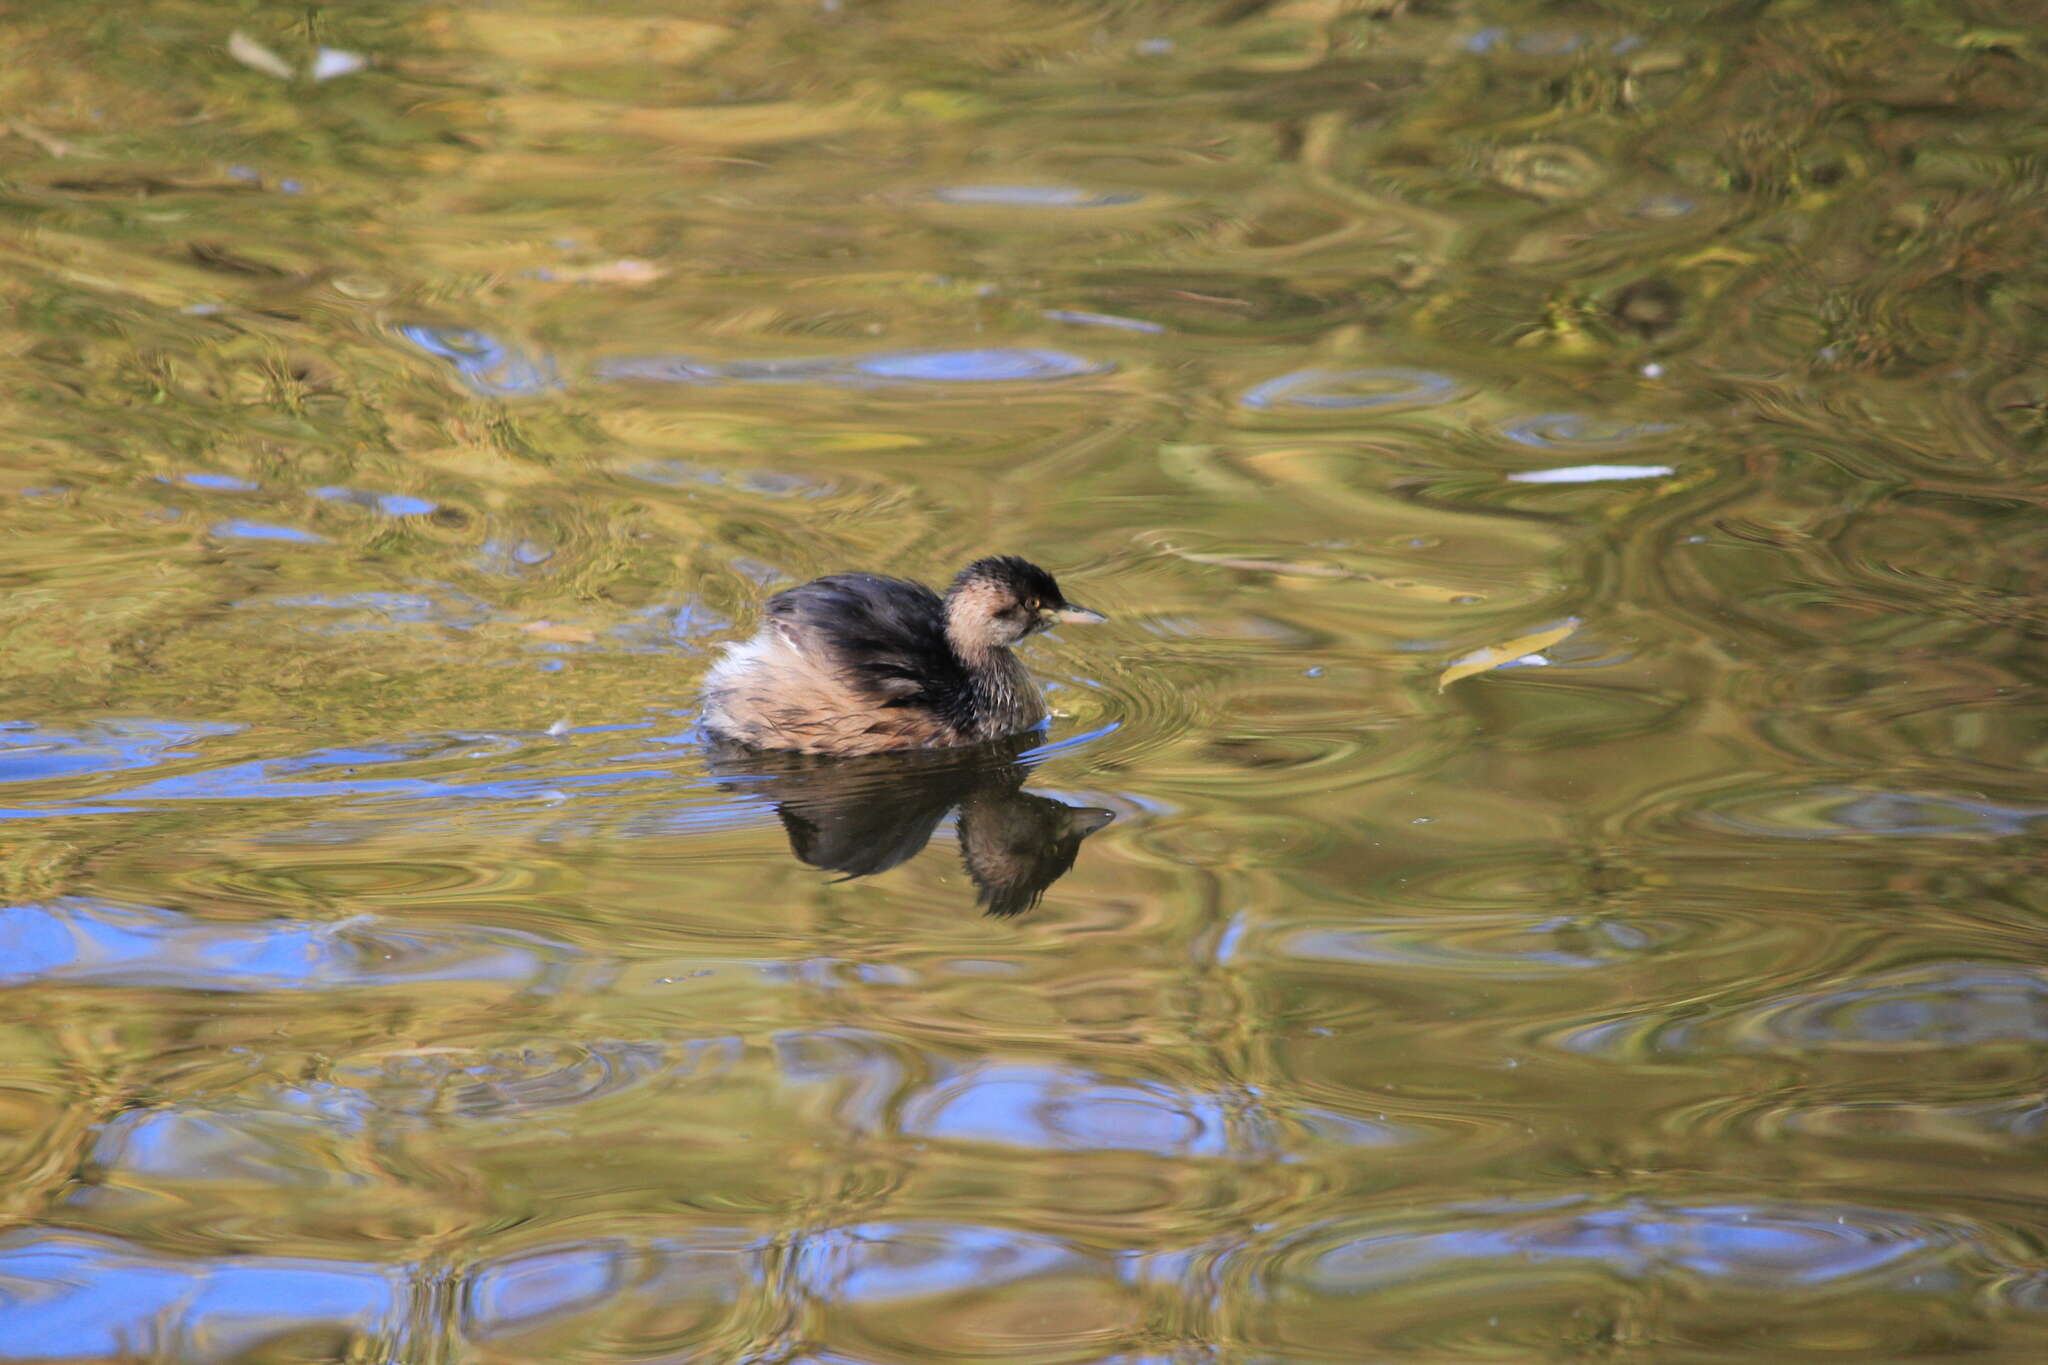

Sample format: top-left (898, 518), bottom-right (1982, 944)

top-left (1025, 599), bottom-right (1041, 611)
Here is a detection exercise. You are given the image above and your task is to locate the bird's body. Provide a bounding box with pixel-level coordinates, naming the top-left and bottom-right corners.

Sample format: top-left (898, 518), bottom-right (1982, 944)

top-left (701, 557), bottom-right (1102, 755)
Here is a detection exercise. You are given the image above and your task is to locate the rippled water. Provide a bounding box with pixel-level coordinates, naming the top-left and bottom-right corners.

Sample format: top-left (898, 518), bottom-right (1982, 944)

top-left (3, 0), bottom-right (2046, 1359)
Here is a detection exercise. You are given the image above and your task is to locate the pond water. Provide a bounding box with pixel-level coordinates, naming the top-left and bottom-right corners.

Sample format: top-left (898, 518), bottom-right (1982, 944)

top-left (3, 0), bottom-right (2046, 1360)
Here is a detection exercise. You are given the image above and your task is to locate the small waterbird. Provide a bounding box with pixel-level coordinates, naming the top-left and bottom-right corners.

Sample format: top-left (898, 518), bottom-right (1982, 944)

top-left (701, 556), bottom-right (1105, 755)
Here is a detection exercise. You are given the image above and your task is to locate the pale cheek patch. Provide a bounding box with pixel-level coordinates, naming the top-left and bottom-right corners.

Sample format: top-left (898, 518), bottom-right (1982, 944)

top-left (947, 581), bottom-right (1028, 653)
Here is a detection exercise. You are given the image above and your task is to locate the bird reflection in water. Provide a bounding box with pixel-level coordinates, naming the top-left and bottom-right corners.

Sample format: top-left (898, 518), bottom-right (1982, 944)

top-left (706, 734), bottom-right (1113, 916)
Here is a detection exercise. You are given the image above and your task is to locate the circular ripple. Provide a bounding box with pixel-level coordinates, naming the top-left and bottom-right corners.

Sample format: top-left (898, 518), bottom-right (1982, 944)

top-left (333, 1037), bottom-right (674, 1120)
top-left (1021, 646), bottom-right (1209, 778)
top-left (1272, 1199), bottom-right (1961, 1294)
top-left (801, 1222), bottom-right (1140, 1361)
top-left (133, 853), bottom-right (540, 912)
top-left (1744, 657), bottom-right (2046, 780)
top-left (902, 1061), bottom-right (1229, 1157)
top-left (1730, 962), bottom-right (2048, 1053)
top-left (1684, 781), bottom-right (2046, 842)
top-left (0, 898), bottom-right (581, 995)
top-left (1552, 961), bottom-right (2048, 1061)
top-left (462, 1230), bottom-right (767, 1357)
top-left (1668, 1089), bottom-right (2048, 1154)
top-left (1132, 811), bottom-right (1339, 871)
top-left (1243, 1197), bottom-right (1998, 1358)
top-left (1268, 911), bottom-right (1731, 978)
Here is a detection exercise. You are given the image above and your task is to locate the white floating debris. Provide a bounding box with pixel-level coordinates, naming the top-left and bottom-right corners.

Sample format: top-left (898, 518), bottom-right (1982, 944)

top-left (545, 717), bottom-right (570, 737)
top-left (1508, 463), bottom-right (1674, 484)
top-left (311, 47), bottom-right (367, 82)
top-left (228, 30), bottom-right (297, 81)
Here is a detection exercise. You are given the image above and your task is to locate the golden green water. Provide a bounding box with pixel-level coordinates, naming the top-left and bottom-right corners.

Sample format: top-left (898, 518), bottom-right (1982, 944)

top-left (3, 0), bottom-right (2046, 1359)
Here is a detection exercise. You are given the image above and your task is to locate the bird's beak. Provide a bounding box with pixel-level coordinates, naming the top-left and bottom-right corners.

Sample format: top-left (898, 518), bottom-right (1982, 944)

top-left (1066, 806), bottom-right (1116, 836)
top-left (1049, 602), bottom-right (1107, 625)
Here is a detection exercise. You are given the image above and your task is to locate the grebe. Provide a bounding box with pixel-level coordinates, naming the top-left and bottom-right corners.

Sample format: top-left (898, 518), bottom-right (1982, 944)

top-left (701, 556), bottom-right (1104, 755)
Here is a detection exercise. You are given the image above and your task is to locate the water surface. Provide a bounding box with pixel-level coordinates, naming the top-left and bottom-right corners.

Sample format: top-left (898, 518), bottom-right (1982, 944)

top-left (3, 0), bottom-right (2046, 1359)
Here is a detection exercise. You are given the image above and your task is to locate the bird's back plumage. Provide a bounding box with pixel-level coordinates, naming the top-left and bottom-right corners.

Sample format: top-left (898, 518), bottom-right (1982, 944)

top-left (766, 574), bottom-right (969, 716)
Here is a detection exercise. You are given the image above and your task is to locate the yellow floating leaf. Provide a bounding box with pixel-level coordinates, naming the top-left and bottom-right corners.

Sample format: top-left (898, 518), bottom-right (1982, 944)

top-left (1438, 618), bottom-right (1580, 692)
